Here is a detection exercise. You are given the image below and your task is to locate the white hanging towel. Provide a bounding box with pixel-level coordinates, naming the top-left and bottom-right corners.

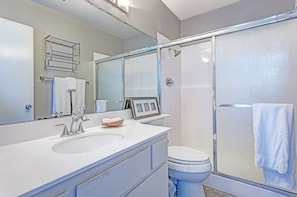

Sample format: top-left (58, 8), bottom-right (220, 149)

top-left (252, 103), bottom-right (296, 189)
top-left (72, 79), bottom-right (86, 114)
top-left (96, 100), bottom-right (107, 113)
top-left (65, 77), bottom-right (76, 92)
top-left (52, 77), bottom-right (71, 115)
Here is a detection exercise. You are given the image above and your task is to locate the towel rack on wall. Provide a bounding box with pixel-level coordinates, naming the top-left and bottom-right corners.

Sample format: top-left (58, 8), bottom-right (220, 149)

top-left (44, 35), bottom-right (80, 72)
top-left (217, 104), bottom-right (252, 108)
top-left (39, 76), bottom-right (90, 85)
top-left (217, 104), bottom-right (297, 109)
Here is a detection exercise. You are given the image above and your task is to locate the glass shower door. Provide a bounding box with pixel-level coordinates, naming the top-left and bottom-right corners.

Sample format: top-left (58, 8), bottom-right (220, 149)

top-left (96, 58), bottom-right (124, 111)
top-left (215, 18), bottom-right (297, 193)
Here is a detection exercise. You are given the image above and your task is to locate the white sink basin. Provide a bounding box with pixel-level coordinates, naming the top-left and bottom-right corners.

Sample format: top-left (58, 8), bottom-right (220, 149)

top-left (52, 133), bottom-right (125, 154)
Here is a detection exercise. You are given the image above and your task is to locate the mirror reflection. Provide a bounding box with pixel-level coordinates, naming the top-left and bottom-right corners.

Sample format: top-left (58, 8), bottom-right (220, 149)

top-left (0, 0), bottom-right (157, 125)
top-left (95, 52), bottom-right (158, 112)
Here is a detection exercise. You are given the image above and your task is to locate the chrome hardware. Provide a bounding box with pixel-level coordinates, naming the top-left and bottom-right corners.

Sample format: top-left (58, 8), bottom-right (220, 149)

top-left (54, 112), bottom-right (63, 118)
top-left (40, 75), bottom-right (90, 84)
top-left (78, 122), bottom-right (85, 133)
top-left (69, 114), bottom-right (89, 135)
top-left (166, 77), bottom-right (174, 87)
top-left (56, 124), bottom-right (70, 137)
top-left (25, 104), bottom-right (32, 111)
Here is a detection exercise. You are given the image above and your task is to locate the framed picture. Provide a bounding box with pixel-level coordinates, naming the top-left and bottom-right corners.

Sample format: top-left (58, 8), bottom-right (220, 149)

top-left (122, 97), bottom-right (131, 109)
top-left (130, 97), bottom-right (160, 119)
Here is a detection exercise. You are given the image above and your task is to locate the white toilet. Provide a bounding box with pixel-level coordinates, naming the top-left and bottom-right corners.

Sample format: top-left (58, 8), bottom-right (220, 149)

top-left (168, 146), bottom-right (212, 197)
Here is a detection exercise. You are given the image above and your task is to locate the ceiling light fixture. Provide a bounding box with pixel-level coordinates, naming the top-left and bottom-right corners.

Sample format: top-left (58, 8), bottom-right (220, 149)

top-left (107, 0), bottom-right (116, 4)
top-left (105, 0), bottom-right (129, 13)
top-left (117, 0), bottom-right (129, 13)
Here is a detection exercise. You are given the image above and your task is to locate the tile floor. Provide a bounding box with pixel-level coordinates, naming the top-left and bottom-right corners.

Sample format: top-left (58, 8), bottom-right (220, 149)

top-left (204, 185), bottom-right (237, 197)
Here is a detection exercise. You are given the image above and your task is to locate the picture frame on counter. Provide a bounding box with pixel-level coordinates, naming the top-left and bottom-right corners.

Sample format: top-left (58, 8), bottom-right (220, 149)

top-left (130, 97), bottom-right (160, 119)
top-left (122, 97), bottom-right (131, 109)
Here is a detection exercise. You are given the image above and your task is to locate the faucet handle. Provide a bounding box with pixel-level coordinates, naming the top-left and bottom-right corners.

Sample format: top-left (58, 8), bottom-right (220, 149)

top-left (81, 115), bottom-right (89, 121)
top-left (72, 113), bottom-right (78, 120)
top-left (77, 122), bottom-right (85, 133)
top-left (77, 115), bottom-right (89, 133)
top-left (56, 124), bottom-right (70, 137)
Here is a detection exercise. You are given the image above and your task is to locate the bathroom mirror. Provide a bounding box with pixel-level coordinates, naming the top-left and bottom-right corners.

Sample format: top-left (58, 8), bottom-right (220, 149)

top-left (0, 0), bottom-right (157, 125)
top-left (95, 52), bottom-right (158, 112)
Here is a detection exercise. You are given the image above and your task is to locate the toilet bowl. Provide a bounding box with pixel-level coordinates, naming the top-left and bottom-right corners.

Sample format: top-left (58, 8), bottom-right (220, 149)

top-left (168, 146), bottom-right (211, 197)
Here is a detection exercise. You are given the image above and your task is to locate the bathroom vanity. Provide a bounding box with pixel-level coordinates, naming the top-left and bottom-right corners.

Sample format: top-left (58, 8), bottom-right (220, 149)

top-left (0, 119), bottom-right (169, 197)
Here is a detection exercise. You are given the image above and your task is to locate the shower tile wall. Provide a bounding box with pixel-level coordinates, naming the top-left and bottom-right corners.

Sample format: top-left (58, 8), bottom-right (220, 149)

top-left (158, 33), bottom-right (182, 145)
top-left (181, 41), bottom-right (213, 164)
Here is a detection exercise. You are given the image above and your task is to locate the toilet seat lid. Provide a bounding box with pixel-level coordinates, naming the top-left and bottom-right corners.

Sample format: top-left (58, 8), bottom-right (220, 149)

top-left (168, 146), bottom-right (209, 165)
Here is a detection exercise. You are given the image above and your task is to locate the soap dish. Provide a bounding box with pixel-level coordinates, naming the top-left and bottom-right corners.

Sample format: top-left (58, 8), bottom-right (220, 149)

top-left (102, 117), bottom-right (124, 127)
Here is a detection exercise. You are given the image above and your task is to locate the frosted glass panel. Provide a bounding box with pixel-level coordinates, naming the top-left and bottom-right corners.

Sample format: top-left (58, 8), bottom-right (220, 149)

top-left (180, 41), bottom-right (213, 164)
top-left (216, 19), bottom-right (297, 104)
top-left (125, 53), bottom-right (158, 97)
top-left (216, 108), bottom-right (263, 182)
top-left (96, 59), bottom-right (123, 111)
top-left (216, 18), bottom-right (297, 193)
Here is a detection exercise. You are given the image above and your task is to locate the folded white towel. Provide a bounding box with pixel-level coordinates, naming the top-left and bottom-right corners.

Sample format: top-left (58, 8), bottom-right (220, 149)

top-left (96, 100), bottom-right (107, 113)
top-left (65, 77), bottom-right (76, 92)
top-left (52, 77), bottom-right (71, 115)
top-left (264, 128), bottom-right (296, 190)
top-left (72, 79), bottom-right (85, 114)
top-left (252, 103), bottom-right (296, 189)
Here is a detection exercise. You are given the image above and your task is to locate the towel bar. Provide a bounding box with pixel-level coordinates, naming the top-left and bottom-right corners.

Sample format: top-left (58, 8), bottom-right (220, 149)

top-left (40, 76), bottom-right (90, 84)
top-left (217, 104), bottom-right (297, 109)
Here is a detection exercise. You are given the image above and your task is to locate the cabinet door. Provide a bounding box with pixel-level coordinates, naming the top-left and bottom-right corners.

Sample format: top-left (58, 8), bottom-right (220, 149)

top-left (127, 164), bottom-right (168, 197)
top-left (77, 148), bottom-right (150, 197)
top-left (151, 138), bottom-right (168, 169)
top-left (0, 17), bottom-right (34, 124)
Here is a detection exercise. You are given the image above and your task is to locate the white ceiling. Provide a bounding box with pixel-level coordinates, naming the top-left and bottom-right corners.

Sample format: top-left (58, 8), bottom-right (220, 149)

top-left (161, 0), bottom-right (241, 20)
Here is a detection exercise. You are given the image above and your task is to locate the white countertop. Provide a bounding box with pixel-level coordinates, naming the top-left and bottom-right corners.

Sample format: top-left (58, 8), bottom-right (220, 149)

top-left (0, 119), bottom-right (170, 197)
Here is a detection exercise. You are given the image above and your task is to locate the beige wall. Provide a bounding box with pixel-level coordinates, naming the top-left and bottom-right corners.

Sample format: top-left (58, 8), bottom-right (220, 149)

top-left (0, 0), bottom-right (125, 118)
top-left (181, 0), bottom-right (296, 37)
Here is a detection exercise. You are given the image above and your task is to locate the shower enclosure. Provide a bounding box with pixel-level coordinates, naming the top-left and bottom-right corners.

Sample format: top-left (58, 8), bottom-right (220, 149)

top-left (159, 11), bottom-right (297, 195)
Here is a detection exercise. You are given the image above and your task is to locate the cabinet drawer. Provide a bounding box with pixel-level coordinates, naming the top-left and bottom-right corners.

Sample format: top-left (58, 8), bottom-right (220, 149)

top-left (151, 138), bottom-right (168, 169)
top-left (76, 148), bottom-right (150, 197)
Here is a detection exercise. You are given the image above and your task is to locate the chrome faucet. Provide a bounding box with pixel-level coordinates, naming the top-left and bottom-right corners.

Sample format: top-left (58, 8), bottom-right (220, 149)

top-left (69, 114), bottom-right (89, 135)
top-left (57, 113), bottom-right (88, 137)
top-left (56, 123), bottom-right (70, 137)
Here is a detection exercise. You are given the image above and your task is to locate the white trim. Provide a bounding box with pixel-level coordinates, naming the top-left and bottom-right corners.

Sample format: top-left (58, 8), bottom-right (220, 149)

top-left (204, 174), bottom-right (289, 197)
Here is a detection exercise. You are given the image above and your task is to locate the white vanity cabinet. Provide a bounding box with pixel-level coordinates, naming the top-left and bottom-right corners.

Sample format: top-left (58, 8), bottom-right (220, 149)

top-left (28, 134), bottom-right (168, 197)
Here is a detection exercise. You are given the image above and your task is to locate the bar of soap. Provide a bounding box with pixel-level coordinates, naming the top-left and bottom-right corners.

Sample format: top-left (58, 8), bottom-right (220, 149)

top-left (102, 117), bottom-right (124, 127)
